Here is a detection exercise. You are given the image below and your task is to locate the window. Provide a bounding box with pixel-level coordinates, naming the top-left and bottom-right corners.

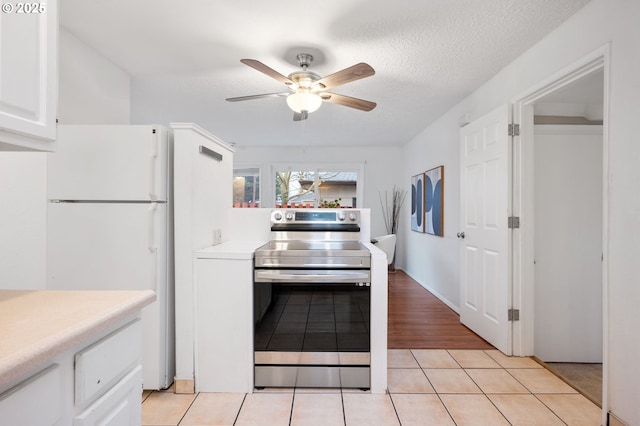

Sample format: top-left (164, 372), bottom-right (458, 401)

top-left (274, 166), bottom-right (361, 208)
top-left (233, 166), bottom-right (260, 208)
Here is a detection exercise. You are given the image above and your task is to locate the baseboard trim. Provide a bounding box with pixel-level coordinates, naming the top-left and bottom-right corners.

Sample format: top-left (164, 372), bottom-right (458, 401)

top-left (174, 378), bottom-right (195, 394)
top-left (398, 268), bottom-right (461, 314)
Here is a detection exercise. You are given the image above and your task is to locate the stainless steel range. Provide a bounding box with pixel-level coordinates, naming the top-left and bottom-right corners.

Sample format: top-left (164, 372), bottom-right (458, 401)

top-left (253, 209), bottom-right (371, 389)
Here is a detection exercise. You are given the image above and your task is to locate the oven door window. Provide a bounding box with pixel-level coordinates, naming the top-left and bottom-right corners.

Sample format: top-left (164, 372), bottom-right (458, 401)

top-left (254, 283), bottom-right (370, 352)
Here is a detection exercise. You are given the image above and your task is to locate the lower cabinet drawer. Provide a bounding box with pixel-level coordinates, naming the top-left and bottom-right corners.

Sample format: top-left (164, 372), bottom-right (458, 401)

top-left (74, 365), bottom-right (142, 426)
top-left (75, 319), bottom-right (141, 406)
top-left (0, 364), bottom-right (62, 425)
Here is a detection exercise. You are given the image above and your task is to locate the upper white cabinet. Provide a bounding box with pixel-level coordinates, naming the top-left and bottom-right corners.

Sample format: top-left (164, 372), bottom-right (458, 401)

top-left (0, 0), bottom-right (58, 151)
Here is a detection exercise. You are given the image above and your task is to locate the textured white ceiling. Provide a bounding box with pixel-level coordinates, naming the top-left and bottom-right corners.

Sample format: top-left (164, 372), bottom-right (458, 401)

top-left (60, 0), bottom-right (591, 147)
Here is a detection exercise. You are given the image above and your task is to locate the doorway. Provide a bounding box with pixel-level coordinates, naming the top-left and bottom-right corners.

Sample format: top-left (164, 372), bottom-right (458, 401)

top-left (531, 71), bottom-right (604, 404)
top-left (513, 52), bottom-right (607, 410)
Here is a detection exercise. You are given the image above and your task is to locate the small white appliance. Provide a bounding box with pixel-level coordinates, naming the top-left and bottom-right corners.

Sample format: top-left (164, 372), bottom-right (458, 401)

top-left (46, 125), bottom-right (175, 390)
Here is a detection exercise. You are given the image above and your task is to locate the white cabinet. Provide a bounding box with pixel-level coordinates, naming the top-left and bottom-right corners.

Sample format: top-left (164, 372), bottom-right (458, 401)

top-left (0, 0), bottom-right (58, 151)
top-left (0, 365), bottom-right (62, 425)
top-left (75, 320), bottom-right (142, 407)
top-left (172, 123), bottom-right (235, 391)
top-left (0, 318), bottom-right (143, 425)
top-left (74, 366), bottom-right (142, 426)
top-left (195, 256), bottom-right (254, 393)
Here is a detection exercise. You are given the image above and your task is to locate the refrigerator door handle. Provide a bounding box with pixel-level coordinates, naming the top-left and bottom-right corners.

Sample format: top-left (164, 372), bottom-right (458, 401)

top-left (149, 136), bottom-right (158, 201)
top-left (148, 204), bottom-right (157, 252)
top-left (148, 203), bottom-right (158, 290)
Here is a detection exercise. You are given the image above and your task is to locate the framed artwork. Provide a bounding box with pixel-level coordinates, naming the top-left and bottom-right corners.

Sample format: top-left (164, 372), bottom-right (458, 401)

top-left (411, 173), bottom-right (425, 232)
top-left (425, 165), bottom-right (444, 236)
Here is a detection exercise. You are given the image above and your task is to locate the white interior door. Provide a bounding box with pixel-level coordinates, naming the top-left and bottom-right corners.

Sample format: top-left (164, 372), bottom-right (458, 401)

top-left (459, 104), bottom-right (511, 355)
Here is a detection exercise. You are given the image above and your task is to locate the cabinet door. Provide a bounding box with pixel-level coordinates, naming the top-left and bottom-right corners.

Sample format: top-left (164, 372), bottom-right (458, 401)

top-left (74, 365), bottom-right (142, 426)
top-left (0, 364), bottom-right (62, 425)
top-left (75, 320), bottom-right (141, 406)
top-left (0, 0), bottom-right (57, 149)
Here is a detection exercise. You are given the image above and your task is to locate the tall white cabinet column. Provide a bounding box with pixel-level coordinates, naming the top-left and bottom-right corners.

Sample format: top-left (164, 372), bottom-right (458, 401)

top-left (172, 123), bottom-right (235, 393)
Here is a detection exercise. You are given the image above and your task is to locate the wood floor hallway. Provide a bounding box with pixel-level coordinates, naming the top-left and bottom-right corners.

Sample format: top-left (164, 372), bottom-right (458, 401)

top-left (387, 270), bottom-right (494, 350)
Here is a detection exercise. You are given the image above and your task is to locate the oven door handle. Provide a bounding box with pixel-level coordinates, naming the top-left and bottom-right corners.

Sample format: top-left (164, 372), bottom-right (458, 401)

top-left (254, 269), bottom-right (370, 283)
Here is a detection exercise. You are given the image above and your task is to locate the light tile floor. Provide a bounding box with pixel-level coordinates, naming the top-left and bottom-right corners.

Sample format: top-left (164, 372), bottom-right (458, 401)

top-left (141, 349), bottom-right (602, 425)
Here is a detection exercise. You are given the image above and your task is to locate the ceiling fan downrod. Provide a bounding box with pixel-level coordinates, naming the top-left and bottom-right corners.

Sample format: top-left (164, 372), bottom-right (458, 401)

top-left (296, 53), bottom-right (313, 70)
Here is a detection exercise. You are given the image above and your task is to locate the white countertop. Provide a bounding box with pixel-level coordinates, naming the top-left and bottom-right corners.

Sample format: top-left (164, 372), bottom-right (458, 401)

top-left (0, 290), bottom-right (155, 388)
top-left (195, 240), bottom-right (267, 260)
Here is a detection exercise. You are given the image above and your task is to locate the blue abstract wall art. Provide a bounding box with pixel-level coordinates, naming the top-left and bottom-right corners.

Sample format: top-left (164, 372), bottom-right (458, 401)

top-left (411, 173), bottom-right (424, 232)
top-left (425, 165), bottom-right (444, 236)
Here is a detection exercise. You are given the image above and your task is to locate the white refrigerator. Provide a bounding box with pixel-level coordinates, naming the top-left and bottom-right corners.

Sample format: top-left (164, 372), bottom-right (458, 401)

top-left (47, 125), bottom-right (175, 390)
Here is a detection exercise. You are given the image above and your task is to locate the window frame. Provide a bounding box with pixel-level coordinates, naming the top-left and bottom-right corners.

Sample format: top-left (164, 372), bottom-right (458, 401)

top-left (269, 163), bottom-right (364, 208)
top-left (232, 163), bottom-right (262, 208)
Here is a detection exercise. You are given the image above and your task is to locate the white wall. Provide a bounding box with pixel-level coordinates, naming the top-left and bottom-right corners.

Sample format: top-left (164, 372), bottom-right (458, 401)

top-left (400, 0), bottom-right (640, 422)
top-left (0, 152), bottom-right (47, 289)
top-left (533, 125), bottom-right (602, 363)
top-left (233, 145), bottom-right (403, 239)
top-left (58, 28), bottom-right (131, 125)
top-left (0, 29), bottom-right (132, 290)
top-left (400, 109), bottom-right (462, 310)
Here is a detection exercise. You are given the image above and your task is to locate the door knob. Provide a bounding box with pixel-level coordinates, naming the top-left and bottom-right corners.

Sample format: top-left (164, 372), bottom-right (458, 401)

top-left (457, 232), bottom-right (465, 239)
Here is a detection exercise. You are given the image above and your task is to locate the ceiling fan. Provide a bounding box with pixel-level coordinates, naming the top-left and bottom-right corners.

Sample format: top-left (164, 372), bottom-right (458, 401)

top-left (226, 53), bottom-right (376, 121)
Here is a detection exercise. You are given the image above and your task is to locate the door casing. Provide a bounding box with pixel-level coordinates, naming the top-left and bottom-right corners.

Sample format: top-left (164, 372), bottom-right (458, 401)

top-left (510, 45), bottom-right (609, 424)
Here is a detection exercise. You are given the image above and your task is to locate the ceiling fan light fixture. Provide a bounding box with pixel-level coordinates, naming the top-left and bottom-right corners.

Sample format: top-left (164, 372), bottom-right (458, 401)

top-left (286, 91), bottom-right (322, 113)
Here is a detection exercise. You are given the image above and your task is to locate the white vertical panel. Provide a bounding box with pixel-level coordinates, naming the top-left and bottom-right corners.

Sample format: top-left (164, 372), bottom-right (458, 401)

top-left (484, 249), bottom-right (499, 323)
top-left (464, 246), bottom-right (479, 310)
top-left (465, 164), bottom-right (480, 227)
top-left (484, 159), bottom-right (499, 230)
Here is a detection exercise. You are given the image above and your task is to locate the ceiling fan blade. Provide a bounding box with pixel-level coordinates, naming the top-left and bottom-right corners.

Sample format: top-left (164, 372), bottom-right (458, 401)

top-left (315, 63), bottom-right (375, 90)
top-left (293, 111), bottom-right (309, 121)
top-left (240, 59), bottom-right (295, 86)
top-left (321, 92), bottom-right (376, 111)
top-left (226, 92), bottom-right (290, 102)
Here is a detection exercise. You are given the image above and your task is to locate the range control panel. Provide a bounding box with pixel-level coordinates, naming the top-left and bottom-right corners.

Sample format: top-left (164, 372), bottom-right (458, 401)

top-left (270, 209), bottom-right (360, 224)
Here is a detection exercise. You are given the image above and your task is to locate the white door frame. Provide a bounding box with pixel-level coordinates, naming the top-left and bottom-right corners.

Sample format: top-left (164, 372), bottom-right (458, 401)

top-left (511, 45), bottom-right (609, 419)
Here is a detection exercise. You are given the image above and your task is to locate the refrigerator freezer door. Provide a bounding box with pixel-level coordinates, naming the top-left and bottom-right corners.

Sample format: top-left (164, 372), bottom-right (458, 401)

top-left (47, 202), bottom-right (173, 389)
top-left (48, 125), bottom-right (169, 201)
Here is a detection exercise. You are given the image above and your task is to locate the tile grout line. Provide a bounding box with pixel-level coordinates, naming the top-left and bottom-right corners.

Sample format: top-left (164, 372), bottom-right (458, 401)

top-left (528, 393), bottom-right (571, 426)
top-left (288, 391), bottom-right (296, 426)
top-left (446, 350), bottom-right (515, 425)
top-left (405, 349), bottom-right (462, 425)
top-left (340, 388), bottom-right (347, 426)
top-left (175, 392), bottom-right (199, 426)
top-left (232, 393), bottom-right (248, 426)
top-left (386, 391), bottom-right (404, 426)
top-left (479, 350), bottom-right (573, 425)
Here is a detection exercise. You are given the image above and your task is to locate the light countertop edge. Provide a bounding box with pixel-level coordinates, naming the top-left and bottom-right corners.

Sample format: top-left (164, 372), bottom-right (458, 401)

top-left (0, 290), bottom-right (156, 388)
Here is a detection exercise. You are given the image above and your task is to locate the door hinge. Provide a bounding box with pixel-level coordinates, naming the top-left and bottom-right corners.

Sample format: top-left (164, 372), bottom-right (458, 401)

top-left (508, 123), bottom-right (520, 136)
top-left (508, 308), bottom-right (520, 321)
top-left (508, 216), bottom-right (520, 229)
